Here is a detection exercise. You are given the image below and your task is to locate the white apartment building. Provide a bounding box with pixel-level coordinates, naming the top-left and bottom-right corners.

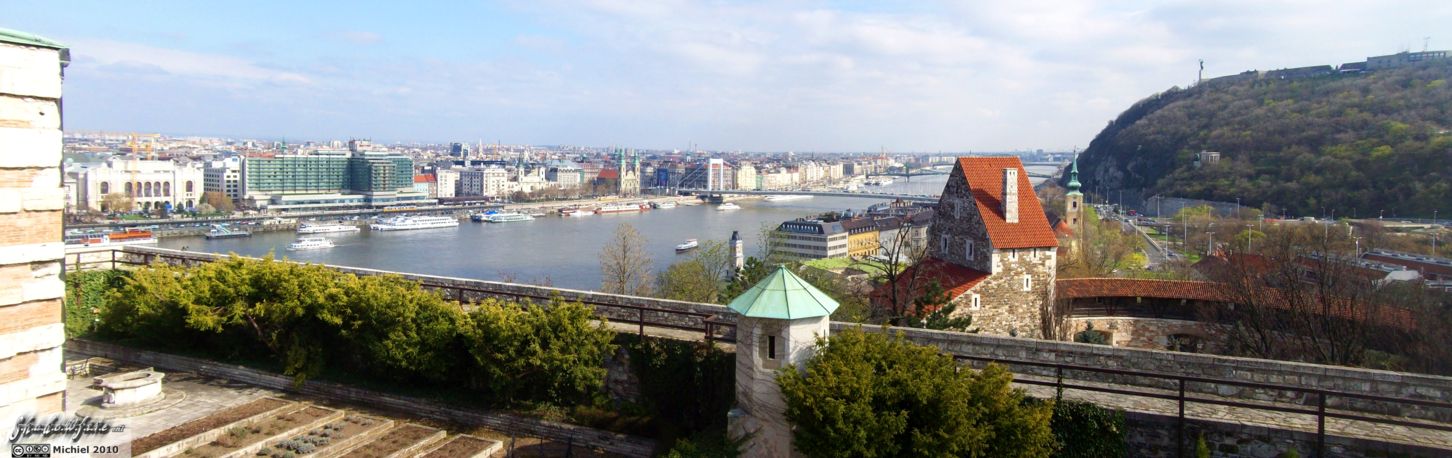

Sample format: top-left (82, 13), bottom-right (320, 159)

top-left (203, 156), bottom-right (242, 199)
top-left (81, 156), bottom-right (205, 212)
top-left (436, 168), bottom-right (459, 199)
top-left (735, 162), bottom-right (758, 191)
top-left (458, 167), bottom-right (511, 197)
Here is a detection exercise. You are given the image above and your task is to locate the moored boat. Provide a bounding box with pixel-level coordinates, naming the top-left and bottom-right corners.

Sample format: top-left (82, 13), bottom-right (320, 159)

top-left (595, 202), bottom-right (648, 214)
top-left (717, 202), bottom-right (741, 211)
top-left (297, 222), bottom-right (360, 234)
top-left (478, 212), bottom-right (534, 223)
top-left (652, 201), bottom-right (678, 209)
top-left (64, 228), bottom-right (159, 247)
top-left (369, 216), bottom-right (460, 231)
top-left (205, 225), bottom-right (252, 239)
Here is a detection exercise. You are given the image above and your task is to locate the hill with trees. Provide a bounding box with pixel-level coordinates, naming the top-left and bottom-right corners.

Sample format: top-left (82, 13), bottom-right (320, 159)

top-left (1068, 60), bottom-right (1452, 217)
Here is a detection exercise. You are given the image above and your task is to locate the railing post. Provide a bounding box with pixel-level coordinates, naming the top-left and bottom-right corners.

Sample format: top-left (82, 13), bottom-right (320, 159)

top-left (705, 320), bottom-right (714, 346)
top-left (1317, 392), bottom-right (1326, 457)
top-left (638, 308), bottom-right (644, 337)
top-left (1177, 378), bottom-right (1186, 458)
top-left (110, 249), bottom-right (116, 270)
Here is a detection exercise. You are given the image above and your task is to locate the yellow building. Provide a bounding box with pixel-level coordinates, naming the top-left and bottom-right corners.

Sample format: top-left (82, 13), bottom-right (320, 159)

top-left (843, 218), bottom-right (881, 258)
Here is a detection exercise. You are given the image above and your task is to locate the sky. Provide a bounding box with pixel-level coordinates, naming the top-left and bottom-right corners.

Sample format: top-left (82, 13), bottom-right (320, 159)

top-left (5, 1), bottom-right (1451, 151)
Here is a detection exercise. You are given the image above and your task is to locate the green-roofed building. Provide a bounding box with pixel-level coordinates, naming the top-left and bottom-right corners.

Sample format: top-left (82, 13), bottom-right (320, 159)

top-left (726, 266), bottom-right (837, 456)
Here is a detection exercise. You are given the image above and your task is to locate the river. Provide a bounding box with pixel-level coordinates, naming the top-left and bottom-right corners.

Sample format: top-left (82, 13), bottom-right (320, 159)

top-left (161, 167), bottom-right (1056, 290)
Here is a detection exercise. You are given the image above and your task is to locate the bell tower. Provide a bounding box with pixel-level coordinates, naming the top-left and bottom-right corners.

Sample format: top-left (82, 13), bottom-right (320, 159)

top-left (1065, 155), bottom-right (1083, 232)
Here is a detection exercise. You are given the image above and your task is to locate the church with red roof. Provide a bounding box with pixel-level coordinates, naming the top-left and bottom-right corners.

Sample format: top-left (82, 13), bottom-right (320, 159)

top-left (880, 156), bottom-right (1059, 337)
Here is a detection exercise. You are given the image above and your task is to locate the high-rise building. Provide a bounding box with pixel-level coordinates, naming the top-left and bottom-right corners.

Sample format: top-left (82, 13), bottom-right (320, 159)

top-left (0, 28), bottom-right (68, 419)
top-left (241, 149), bottom-right (427, 210)
top-left (203, 156), bottom-right (242, 199)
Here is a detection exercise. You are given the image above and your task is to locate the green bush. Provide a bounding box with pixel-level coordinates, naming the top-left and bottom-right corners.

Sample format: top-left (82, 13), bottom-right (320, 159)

top-left (1050, 400), bottom-right (1125, 458)
top-left (622, 336), bottom-right (734, 437)
top-left (98, 256), bottom-right (615, 406)
top-left (63, 269), bottom-right (128, 338)
top-left (779, 328), bottom-right (1056, 457)
top-left (464, 297), bottom-right (617, 406)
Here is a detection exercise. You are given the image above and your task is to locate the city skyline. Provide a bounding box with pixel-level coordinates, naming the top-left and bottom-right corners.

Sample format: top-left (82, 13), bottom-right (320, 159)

top-left (7, 0), bottom-right (1451, 151)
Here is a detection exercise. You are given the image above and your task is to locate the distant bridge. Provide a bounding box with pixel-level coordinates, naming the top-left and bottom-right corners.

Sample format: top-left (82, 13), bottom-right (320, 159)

top-left (679, 189), bottom-right (940, 203)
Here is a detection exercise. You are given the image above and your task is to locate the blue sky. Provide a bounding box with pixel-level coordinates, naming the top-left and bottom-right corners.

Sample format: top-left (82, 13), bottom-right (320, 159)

top-left (6, 1), bottom-right (1450, 151)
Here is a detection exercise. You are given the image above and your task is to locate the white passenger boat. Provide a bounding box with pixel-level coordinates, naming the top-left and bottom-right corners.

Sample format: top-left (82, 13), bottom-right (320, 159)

top-left (717, 202), bottom-right (741, 211)
top-left (64, 229), bottom-right (159, 247)
top-left (369, 216), bottom-right (460, 231)
top-left (205, 225), bottom-right (252, 239)
top-left (764, 195), bottom-right (812, 202)
top-left (297, 222), bottom-right (360, 234)
top-left (652, 201), bottom-right (678, 209)
top-left (675, 239), bottom-right (699, 252)
top-left (474, 212), bottom-right (534, 223)
top-left (287, 237), bottom-right (335, 251)
top-left (596, 202), bottom-right (647, 214)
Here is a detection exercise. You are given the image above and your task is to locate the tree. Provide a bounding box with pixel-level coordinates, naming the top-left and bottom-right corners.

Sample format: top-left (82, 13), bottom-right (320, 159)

top-left (858, 219), bottom-right (932, 324)
top-left (723, 256), bottom-right (771, 299)
top-left (902, 280), bottom-right (974, 332)
top-left (202, 191), bottom-right (235, 213)
top-left (779, 328), bottom-right (1055, 457)
top-left (600, 223), bottom-right (653, 296)
top-left (657, 259), bottom-right (721, 303)
top-left (101, 192), bottom-right (133, 213)
top-left (1201, 225), bottom-right (1391, 367)
top-left (463, 298), bottom-right (617, 405)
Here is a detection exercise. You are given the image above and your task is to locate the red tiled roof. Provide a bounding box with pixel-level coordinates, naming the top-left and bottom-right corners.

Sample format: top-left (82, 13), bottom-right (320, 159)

top-left (1056, 278), bottom-right (1230, 302)
top-left (597, 169), bottom-right (620, 180)
top-left (413, 174), bottom-right (435, 184)
top-left (957, 157), bottom-right (1058, 249)
top-left (871, 257), bottom-right (989, 310)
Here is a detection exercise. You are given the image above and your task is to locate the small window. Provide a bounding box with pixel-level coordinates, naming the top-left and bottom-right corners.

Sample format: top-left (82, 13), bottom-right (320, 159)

top-left (953, 201), bottom-right (961, 219)
top-left (940, 235), bottom-right (949, 253)
top-left (970, 294), bottom-right (981, 310)
top-left (965, 239), bottom-right (974, 260)
top-left (767, 336), bottom-right (777, 360)
top-left (1072, 200), bottom-right (1078, 209)
top-left (1022, 276), bottom-right (1032, 291)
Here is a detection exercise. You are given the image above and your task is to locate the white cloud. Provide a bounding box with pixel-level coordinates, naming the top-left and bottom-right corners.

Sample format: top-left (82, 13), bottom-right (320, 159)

top-left (71, 39), bottom-right (311, 84)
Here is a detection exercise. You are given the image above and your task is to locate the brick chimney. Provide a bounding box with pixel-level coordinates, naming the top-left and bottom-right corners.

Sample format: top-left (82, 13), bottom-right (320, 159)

top-left (1002, 167), bottom-right (1018, 223)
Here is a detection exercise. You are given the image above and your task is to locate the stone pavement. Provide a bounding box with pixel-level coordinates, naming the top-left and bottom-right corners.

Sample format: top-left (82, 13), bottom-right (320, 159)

top-left (62, 355), bottom-right (277, 439)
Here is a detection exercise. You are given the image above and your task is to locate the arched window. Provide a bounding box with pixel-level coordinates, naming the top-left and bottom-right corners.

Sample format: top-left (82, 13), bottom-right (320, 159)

top-left (143, 182), bottom-right (152, 197)
top-left (124, 182), bottom-right (133, 197)
top-left (186, 181), bottom-right (195, 193)
top-left (163, 182), bottom-right (171, 197)
top-left (100, 182), bottom-right (110, 195)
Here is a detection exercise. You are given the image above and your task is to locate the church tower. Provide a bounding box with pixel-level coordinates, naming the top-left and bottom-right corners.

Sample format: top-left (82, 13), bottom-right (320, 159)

top-left (1065, 155), bottom-right (1083, 232)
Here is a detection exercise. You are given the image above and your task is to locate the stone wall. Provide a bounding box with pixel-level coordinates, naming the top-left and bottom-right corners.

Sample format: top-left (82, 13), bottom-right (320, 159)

top-left (67, 339), bottom-right (656, 457)
top-left (1124, 410), bottom-right (1446, 458)
top-left (962, 248), bottom-right (1054, 337)
top-left (927, 163), bottom-right (992, 273)
top-left (1067, 317), bottom-right (1228, 353)
top-left (0, 33), bottom-right (67, 421)
top-left (839, 324), bottom-right (1452, 423)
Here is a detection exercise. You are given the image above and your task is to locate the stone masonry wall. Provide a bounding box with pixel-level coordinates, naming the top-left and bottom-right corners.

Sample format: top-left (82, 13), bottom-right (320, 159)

top-left (0, 37), bottom-right (67, 420)
top-left (1068, 317), bottom-right (1228, 354)
top-left (926, 162), bottom-right (992, 273)
top-left (838, 324), bottom-right (1452, 423)
top-left (959, 248), bottom-right (1054, 337)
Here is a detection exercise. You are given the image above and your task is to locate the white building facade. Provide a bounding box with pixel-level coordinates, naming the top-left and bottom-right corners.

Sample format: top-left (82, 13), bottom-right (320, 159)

top-left (82, 156), bottom-right (205, 212)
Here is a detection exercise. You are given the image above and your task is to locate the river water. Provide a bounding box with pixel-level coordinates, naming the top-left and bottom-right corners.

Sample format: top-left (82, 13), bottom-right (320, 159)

top-left (161, 168), bottom-right (1054, 290)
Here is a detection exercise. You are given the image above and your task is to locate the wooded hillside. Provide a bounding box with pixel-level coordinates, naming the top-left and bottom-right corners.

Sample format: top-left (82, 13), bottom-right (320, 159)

top-left (1070, 61), bottom-right (1452, 217)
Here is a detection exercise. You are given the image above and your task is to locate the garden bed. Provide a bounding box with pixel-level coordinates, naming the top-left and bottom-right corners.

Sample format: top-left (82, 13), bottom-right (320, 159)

top-left (340, 424), bottom-right (444, 458)
top-left (183, 405), bottom-right (341, 457)
top-left (133, 397), bottom-right (292, 456)
top-left (417, 435), bottom-right (501, 458)
top-left (264, 414), bottom-right (392, 458)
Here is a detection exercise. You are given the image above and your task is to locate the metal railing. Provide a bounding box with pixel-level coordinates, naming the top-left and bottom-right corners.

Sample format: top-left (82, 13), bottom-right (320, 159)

top-left (953, 354), bottom-right (1452, 457)
top-left (66, 247), bottom-right (1452, 456)
top-left (64, 248), bottom-right (737, 344)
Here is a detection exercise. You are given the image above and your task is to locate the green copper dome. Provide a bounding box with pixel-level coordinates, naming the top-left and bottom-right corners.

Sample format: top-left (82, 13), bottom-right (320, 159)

top-left (1066, 155), bottom-right (1082, 195)
top-left (727, 266), bottom-right (839, 319)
